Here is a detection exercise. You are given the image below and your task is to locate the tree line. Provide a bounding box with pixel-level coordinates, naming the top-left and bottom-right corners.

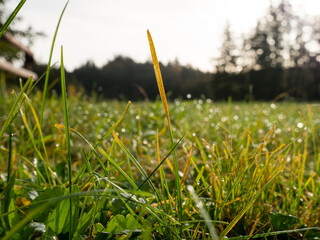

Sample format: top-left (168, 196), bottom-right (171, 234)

top-left (34, 57), bottom-right (212, 100)
top-left (212, 0), bottom-right (320, 101)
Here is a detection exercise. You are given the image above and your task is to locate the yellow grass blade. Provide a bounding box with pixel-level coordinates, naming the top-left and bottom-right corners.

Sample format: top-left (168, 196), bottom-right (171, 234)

top-left (148, 30), bottom-right (183, 236)
top-left (147, 30), bottom-right (172, 133)
top-left (23, 94), bottom-right (59, 185)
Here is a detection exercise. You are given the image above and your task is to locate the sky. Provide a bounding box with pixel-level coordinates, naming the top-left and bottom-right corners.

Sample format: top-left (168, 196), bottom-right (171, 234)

top-left (5, 0), bottom-right (320, 72)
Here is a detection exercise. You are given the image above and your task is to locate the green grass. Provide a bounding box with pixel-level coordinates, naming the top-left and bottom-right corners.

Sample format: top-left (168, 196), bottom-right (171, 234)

top-left (1, 2), bottom-right (320, 239)
top-left (1, 82), bottom-right (320, 239)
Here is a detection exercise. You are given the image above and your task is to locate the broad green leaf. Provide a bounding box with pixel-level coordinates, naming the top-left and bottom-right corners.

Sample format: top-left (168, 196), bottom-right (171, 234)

top-left (47, 198), bottom-right (70, 235)
top-left (30, 186), bottom-right (65, 222)
top-left (105, 214), bottom-right (142, 233)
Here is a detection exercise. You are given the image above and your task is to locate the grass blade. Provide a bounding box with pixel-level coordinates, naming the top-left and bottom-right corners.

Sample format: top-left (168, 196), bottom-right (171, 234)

top-left (147, 29), bottom-right (183, 236)
top-left (23, 93), bottom-right (61, 185)
top-left (0, 0), bottom-right (26, 38)
top-left (19, 106), bottom-right (54, 186)
top-left (60, 45), bottom-right (73, 239)
top-left (39, 1), bottom-right (69, 128)
top-left (7, 124), bottom-right (13, 182)
top-left (147, 30), bottom-right (172, 133)
top-left (94, 101), bottom-right (131, 149)
top-left (0, 77), bottom-right (33, 139)
top-left (98, 147), bottom-right (138, 190)
top-left (110, 134), bottom-right (185, 225)
top-left (112, 130), bottom-right (160, 197)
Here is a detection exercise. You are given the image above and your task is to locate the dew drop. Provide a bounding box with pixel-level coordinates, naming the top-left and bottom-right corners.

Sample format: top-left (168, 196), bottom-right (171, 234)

top-left (297, 122), bottom-right (303, 128)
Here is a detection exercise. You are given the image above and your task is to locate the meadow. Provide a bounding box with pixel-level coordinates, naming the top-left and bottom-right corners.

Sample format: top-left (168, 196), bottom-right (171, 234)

top-left (1, 77), bottom-right (320, 239)
top-left (1, 1), bottom-right (320, 239)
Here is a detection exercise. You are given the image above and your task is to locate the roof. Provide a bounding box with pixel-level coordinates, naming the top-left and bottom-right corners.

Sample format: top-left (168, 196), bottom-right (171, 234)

top-left (0, 32), bottom-right (38, 79)
top-left (0, 59), bottom-right (37, 80)
top-left (2, 32), bottom-right (34, 59)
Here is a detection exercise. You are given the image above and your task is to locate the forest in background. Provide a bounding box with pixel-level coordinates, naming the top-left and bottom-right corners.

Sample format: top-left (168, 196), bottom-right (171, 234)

top-left (3, 0), bottom-right (320, 101)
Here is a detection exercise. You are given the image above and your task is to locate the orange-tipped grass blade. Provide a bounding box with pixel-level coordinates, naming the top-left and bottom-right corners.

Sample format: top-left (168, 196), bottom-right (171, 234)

top-left (148, 30), bottom-right (183, 235)
top-left (147, 30), bottom-right (172, 134)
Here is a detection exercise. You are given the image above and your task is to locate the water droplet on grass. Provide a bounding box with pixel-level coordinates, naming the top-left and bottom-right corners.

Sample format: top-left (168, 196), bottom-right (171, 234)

top-left (221, 116), bottom-right (228, 122)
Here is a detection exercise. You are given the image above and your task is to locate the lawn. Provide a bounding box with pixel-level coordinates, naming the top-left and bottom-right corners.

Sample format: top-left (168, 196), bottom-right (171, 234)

top-left (1, 78), bottom-right (320, 239)
top-left (0, 2), bottom-right (320, 239)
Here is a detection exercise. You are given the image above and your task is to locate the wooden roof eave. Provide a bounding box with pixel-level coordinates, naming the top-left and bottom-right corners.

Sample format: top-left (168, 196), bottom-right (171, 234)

top-left (0, 59), bottom-right (38, 80)
top-left (2, 32), bottom-right (34, 59)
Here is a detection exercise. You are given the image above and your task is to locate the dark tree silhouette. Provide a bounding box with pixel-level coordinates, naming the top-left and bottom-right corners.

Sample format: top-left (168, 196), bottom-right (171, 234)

top-left (215, 22), bottom-right (238, 73)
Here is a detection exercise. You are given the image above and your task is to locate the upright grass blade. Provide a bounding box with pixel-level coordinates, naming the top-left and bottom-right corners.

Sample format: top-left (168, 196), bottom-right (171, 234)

top-left (147, 30), bottom-right (172, 134)
top-left (155, 130), bottom-right (173, 236)
top-left (39, 1), bottom-right (69, 128)
top-left (110, 135), bottom-right (185, 224)
top-left (20, 106), bottom-right (52, 186)
top-left (98, 147), bottom-right (138, 190)
top-left (23, 93), bottom-right (61, 185)
top-left (147, 29), bottom-right (183, 236)
top-left (0, 77), bottom-right (33, 139)
top-left (60, 46), bottom-right (73, 239)
top-left (0, 0), bottom-right (26, 38)
top-left (307, 105), bottom-right (317, 158)
top-left (7, 124), bottom-right (13, 182)
top-left (112, 130), bottom-right (158, 194)
top-left (54, 124), bottom-right (118, 180)
top-left (93, 101), bottom-right (131, 149)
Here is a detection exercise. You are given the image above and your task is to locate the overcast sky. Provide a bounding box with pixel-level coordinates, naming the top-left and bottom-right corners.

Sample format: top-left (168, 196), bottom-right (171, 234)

top-left (6, 0), bottom-right (320, 72)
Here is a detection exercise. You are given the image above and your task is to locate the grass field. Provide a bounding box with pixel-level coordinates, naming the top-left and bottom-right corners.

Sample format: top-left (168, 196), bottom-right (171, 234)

top-left (1, 2), bottom-right (320, 239)
top-left (1, 78), bottom-right (320, 239)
